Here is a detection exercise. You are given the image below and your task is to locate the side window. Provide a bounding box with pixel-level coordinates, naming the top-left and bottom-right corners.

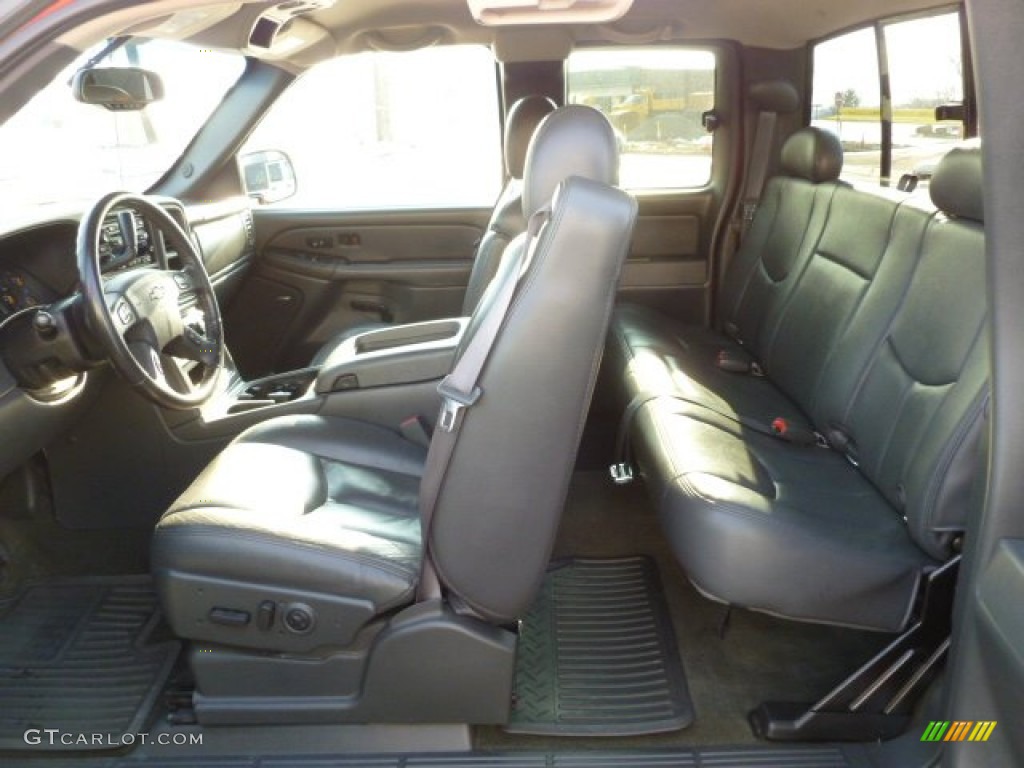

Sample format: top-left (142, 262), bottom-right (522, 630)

top-left (243, 45), bottom-right (502, 209)
top-left (812, 11), bottom-right (967, 188)
top-left (566, 48), bottom-right (716, 189)
top-left (811, 29), bottom-right (881, 185)
top-left (884, 13), bottom-right (964, 184)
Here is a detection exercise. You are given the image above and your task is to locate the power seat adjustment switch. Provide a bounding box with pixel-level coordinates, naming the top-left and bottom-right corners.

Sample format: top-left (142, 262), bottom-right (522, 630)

top-left (256, 600), bottom-right (276, 631)
top-left (283, 603), bottom-right (315, 634)
top-left (208, 607), bottom-right (251, 627)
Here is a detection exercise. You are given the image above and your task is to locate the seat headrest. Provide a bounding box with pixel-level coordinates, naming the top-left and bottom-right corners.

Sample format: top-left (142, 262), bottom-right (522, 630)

top-left (930, 146), bottom-right (984, 223)
top-left (780, 127), bottom-right (843, 184)
top-left (522, 105), bottom-right (618, 218)
top-left (504, 95), bottom-right (557, 179)
top-left (749, 80), bottom-right (799, 114)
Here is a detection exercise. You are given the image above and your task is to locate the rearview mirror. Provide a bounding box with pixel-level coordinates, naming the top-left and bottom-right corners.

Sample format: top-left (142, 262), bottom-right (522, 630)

top-left (71, 67), bottom-right (164, 111)
top-left (239, 150), bottom-right (297, 205)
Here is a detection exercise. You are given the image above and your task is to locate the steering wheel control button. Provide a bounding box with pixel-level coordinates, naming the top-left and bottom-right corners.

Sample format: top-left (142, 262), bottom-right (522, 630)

top-left (116, 301), bottom-right (135, 326)
top-left (283, 603), bottom-right (315, 634)
top-left (256, 600), bottom-right (276, 631)
top-left (173, 272), bottom-right (192, 290)
top-left (208, 607), bottom-right (251, 627)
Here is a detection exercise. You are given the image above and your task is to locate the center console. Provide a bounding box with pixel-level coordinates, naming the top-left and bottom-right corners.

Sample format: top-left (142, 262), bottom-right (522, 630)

top-left (168, 318), bottom-right (467, 442)
top-left (315, 318), bottom-right (465, 394)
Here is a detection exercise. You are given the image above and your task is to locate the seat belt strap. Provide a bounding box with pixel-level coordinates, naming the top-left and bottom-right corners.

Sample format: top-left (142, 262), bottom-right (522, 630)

top-left (739, 109), bottom-right (778, 239)
top-left (416, 207), bottom-right (550, 601)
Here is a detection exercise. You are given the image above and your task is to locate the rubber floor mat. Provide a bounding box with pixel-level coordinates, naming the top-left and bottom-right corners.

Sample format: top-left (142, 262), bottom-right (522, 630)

top-left (507, 557), bottom-right (693, 736)
top-left (0, 576), bottom-right (180, 751)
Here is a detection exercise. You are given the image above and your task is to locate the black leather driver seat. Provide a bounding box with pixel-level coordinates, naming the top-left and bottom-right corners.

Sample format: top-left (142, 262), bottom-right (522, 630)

top-left (151, 106), bottom-right (636, 723)
top-left (310, 95), bottom-right (557, 366)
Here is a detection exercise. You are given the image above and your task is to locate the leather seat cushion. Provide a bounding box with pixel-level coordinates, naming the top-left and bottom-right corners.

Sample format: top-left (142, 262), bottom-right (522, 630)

top-left (611, 303), bottom-right (810, 430)
top-left (152, 415), bottom-right (426, 630)
top-left (634, 400), bottom-right (936, 632)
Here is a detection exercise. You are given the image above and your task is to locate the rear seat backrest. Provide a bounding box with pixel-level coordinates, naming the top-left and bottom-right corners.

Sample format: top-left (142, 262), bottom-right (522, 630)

top-left (720, 128), bottom-right (842, 350)
top-left (760, 185), bottom-right (906, 408)
top-left (825, 148), bottom-right (988, 557)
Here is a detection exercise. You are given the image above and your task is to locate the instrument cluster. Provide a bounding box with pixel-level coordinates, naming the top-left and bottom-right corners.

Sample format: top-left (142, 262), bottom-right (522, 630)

top-left (99, 208), bottom-right (155, 273)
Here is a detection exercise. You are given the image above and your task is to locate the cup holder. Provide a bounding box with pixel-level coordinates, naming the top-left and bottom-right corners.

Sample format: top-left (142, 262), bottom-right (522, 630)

top-left (237, 369), bottom-right (317, 405)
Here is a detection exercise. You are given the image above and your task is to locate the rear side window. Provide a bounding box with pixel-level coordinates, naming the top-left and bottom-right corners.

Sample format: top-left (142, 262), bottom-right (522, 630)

top-left (885, 13), bottom-right (965, 184)
top-left (243, 45), bottom-right (502, 209)
top-left (812, 11), bottom-right (968, 188)
top-left (567, 48), bottom-right (716, 189)
top-left (812, 29), bottom-right (881, 184)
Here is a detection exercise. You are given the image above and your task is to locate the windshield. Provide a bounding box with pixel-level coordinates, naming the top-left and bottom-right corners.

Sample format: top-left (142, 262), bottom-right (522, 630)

top-left (0, 38), bottom-right (245, 229)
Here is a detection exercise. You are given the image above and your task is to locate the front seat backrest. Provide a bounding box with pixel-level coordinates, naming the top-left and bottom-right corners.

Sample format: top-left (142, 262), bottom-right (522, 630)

top-left (310, 96), bottom-right (556, 367)
top-left (460, 95), bottom-right (557, 313)
top-left (430, 106), bottom-right (638, 621)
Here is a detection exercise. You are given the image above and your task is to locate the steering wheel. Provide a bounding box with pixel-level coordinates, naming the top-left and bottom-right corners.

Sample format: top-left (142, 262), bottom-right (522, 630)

top-left (77, 192), bottom-right (224, 410)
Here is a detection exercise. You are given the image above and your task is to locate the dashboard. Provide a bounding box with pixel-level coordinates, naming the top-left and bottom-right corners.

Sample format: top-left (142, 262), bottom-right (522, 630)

top-left (0, 193), bottom-right (255, 488)
top-left (0, 206), bottom-right (166, 320)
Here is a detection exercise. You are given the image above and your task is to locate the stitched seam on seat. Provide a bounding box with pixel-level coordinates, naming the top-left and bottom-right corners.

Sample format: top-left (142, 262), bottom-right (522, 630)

top-left (156, 522), bottom-right (419, 581)
top-left (872, 370), bottom-right (916, 480)
top-left (814, 211), bottom-right (936, 419)
top-left (838, 213), bottom-right (939, 427)
top-left (920, 388), bottom-right (988, 539)
top-left (244, 437), bottom-right (423, 480)
top-left (760, 185), bottom-right (840, 364)
top-left (725, 187), bottom-right (783, 324)
top-left (894, 321), bottom-right (986, 493)
top-left (911, 325), bottom-right (988, 516)
top-left (761, 185), bottom-right (815, 284)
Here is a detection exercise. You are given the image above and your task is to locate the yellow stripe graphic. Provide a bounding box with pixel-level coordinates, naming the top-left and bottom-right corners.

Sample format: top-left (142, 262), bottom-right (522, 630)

top-left (958, 720), bottom-right (997, 742)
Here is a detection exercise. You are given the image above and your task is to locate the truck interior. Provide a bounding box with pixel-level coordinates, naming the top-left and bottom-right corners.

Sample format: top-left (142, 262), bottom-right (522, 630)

top-left (0, 0), bottom-right (1019, 766)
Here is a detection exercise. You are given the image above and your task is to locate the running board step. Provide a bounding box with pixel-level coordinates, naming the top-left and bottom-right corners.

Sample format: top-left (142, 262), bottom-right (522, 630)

top-left (750, 556), bottom-right (959, 742)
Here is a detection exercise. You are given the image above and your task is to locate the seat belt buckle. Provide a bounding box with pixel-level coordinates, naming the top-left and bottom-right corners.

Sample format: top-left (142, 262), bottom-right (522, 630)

top-left (771, 417), bottom-right (829, 448)
top-left (436, 377), bottom-right (481, 433)
top-left (399, 415), bottom-right (432, 447)
top-left (609, 462), bottom-right (635, 485)
top-left (742, 201), bottom-right (758, 223)
top-left (717, 349), bottom-right (763, 376)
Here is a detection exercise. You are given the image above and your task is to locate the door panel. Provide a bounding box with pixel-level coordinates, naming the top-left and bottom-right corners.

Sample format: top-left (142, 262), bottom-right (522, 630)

top-left (225, 207), bottom-right (490, 376)
top-left (618, 192), bottom-right (716, 326)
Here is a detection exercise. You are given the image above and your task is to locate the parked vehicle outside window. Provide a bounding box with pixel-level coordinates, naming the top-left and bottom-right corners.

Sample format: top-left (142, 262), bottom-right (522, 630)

top-left (567, 48), bottom-right (716, 189)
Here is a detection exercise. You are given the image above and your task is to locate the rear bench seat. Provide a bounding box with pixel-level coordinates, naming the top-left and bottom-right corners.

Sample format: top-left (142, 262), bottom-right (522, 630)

top-left (610, 140), bottom-right (987, 632)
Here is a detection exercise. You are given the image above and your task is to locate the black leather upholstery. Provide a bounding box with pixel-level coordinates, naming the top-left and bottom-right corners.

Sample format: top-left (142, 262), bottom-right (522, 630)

top-left (310, 96), bottom-right (557, 367)
top-left (929, 145), bottom-right (984, 223)
top-left (749, 80), bottom-right (800, 113)
top-left (432, 114), bottom-right (632, 618)
top-left (779, 126), bottom-right (843, 183)
top-left (153, 105), bottom-right (636, 651)
top-left (522, 105), bottom-right (619, 219)
top-left (152, 416), bottom-right (425, 650)
top-left (504, 95), bottom-right (558, 179)
top-left (609, 144), bottom-right (987, 632)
